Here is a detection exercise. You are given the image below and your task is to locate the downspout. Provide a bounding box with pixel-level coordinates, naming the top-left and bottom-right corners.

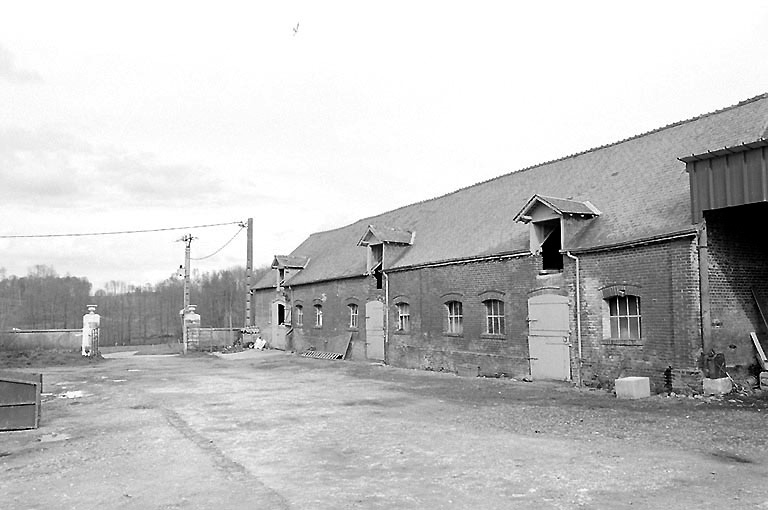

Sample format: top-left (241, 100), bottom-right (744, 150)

top-left (383, 271), bottom-right (389, 365)
top-left (565, 252), bottom-right (583, 387)
top-left (697, 222), bottom-right (712, 353)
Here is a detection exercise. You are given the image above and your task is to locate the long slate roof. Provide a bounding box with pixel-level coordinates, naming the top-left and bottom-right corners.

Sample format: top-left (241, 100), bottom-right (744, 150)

top-left (255, 94), bottom-right (768, 289)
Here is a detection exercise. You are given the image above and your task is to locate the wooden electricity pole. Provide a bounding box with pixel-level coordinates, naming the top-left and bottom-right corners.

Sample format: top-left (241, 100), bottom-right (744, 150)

top-left (179, 233), bottom-right (195, 354)
top-left (245, 217), bottom-right (253, 327)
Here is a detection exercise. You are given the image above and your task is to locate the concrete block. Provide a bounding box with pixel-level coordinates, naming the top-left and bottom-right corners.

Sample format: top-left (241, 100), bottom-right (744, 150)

top-left (456, 363), bottom-right (478, 377)
top-left (702, 377), bottom-right (732, 395)
top-left (615, 376), bottom-right (650, 399)
top-left (759, 372), bottom-right (768, 389)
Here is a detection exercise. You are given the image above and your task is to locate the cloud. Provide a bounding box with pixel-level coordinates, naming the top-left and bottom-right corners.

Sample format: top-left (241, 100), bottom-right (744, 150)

top-left (95, 153), bottom-right (230, 206)
top-left (0, 127), bottom-right (92, 205)
top-left (0, 45), bottom-right (42, 83)
top-left (0, 126), bottom-right (232, 210)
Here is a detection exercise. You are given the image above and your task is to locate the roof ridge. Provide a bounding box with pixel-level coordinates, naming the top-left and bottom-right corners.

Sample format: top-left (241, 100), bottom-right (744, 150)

top-left (306, 92), bottom-right (768, 237)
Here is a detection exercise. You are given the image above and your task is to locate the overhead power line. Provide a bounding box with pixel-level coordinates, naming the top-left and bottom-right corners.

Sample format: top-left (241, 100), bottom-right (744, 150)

top-left (191, 225), bottom-right (246, 261)
top-left (0, 221), bottom-right (245, 239)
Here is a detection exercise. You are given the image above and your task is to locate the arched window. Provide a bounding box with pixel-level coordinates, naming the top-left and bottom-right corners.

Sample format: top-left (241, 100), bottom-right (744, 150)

top-left (445, 301), bottom-right (463, 334)
top-left (348, 303), bottom-right (359, 328)
top-left (484, 299), bottom-right (505, 335)
top-left (396, 302), bottom-right (410, 332)
top-left (314, 304), bottom-right (323, 328)
top-left (295, 305), bottom-right (303, 327)
top-left (606, 295), bottom-right (641, 339)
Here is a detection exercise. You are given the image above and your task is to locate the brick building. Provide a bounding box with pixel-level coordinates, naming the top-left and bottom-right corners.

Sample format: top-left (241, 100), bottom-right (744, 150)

top-left (252, 94), bottom-right (768, 391)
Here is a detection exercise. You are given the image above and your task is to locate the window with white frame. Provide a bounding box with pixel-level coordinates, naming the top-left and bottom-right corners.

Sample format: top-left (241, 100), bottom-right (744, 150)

top-left (396, 302), bottom-right (410, 332)
top-left (295, 305), bottom-right (303, 327)
top-left (606, 295), bottom-right (641, 339)
top-left (445, 301), bottom-right (463, 334)
top-left (348, 303), bottom-right (359, 328)
top-left (314, 304), bottom-right (323, 328)
top-left (484, 299), bottom-right (505, 335)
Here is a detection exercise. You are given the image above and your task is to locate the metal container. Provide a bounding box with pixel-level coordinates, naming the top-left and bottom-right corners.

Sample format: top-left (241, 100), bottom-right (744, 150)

top-left (0, 371), bottom-right (42, 431)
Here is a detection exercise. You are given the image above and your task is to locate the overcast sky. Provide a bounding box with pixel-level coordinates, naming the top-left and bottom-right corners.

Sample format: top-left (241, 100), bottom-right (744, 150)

top-left (1, 1), bottom-right (768, 292)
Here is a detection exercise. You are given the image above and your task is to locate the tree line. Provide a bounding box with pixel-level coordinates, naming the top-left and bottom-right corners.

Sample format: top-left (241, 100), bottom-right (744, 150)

top-left (0, 264), bottom-right (270, 345)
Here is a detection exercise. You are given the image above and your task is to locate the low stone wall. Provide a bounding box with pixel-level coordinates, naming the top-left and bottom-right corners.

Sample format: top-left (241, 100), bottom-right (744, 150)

top-left (0, 330), bottom-right (82, 351)
top-left (188, 328), bottom-right (240, 351)
top-left (1, 328), bottom-right (241, 352)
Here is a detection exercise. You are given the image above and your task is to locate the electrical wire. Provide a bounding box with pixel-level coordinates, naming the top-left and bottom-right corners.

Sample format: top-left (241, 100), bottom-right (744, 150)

top-left (191, 226), bottom-right (246, 261)
top-left (0, 221), bottom-right (245, 239)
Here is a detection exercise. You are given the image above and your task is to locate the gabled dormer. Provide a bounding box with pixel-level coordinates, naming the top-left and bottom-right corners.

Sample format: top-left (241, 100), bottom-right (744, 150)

top-left (357, 225), bottom-right (414, 289)
top-left (271, 255), bottom-right (310, 290)
top-left (514, 195), bottom-right (601, 271)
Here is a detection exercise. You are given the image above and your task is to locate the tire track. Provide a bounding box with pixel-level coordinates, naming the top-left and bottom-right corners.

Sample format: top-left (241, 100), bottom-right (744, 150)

top-left (163, 407), bottom-right (291, 509)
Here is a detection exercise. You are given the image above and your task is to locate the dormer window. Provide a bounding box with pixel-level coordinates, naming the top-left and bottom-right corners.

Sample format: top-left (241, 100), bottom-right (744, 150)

top-left (514, 194), bottom-right (600, 272)
top-left (271, 255), bottom-right (310, 290)
top-left (357, 225), bottom-right (414, 290)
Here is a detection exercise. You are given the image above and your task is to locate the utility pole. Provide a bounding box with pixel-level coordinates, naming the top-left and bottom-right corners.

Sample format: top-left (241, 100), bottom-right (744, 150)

top-left (245, 217), bottom-right (253, 327)
top-left (179, 233), bottom-right (195, 355)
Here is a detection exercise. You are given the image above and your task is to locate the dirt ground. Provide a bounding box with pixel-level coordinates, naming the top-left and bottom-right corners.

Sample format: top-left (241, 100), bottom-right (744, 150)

top-left (1, 348), bottom-right (767, 510)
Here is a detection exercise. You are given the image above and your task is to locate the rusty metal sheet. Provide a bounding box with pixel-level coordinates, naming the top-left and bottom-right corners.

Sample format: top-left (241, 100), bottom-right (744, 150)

top-left (0, 371), bottom-right (42, 431)
top-left (687, 145), bottom-right (768, 222)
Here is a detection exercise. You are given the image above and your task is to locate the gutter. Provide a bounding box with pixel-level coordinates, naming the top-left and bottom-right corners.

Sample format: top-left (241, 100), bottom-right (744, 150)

top-left (385, 250), bottom-right (530, 273)
top-left (565, 229), bottom-right (697, 255)
top-left (565, 252), bottom-right (583, 387)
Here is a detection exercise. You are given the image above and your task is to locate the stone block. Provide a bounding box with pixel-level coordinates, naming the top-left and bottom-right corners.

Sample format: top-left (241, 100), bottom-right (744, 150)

top-left (456, 363), bottom-right (478, 377)
top-left (702, 377), bottom-right (732, 395)
top-left (759, 372), bottom-right (768, 389)
top-left (615, 376), bottom-right (650, 399)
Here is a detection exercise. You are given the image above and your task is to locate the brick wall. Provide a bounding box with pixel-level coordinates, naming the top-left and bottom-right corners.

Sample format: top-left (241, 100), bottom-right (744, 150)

top-left (706, 204), bottom-right (768, 371)
top-left (576, 237), bottom-right (702, 392)
top-left (386, 256), bottom-right (537, 378)
top-left (255, 236), bottom-right (706, 392)
top-left (252, 275), bottom-right (375, 360)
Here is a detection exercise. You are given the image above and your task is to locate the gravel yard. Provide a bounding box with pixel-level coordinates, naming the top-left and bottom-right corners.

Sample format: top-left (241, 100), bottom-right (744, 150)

top-left (1, 349), bottom-right (767, 509)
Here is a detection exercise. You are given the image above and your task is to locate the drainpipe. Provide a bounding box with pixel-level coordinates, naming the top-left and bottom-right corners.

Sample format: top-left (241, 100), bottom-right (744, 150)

top-left (697, 222), bottom-right (712, 354)
top-left (383, 271), bottom-right (389, 365)
top-left (565, 252), bottom-right (583, 387)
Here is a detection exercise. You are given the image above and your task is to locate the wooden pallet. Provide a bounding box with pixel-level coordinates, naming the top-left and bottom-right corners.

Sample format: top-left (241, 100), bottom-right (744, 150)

top-left (301, 334), bottom-right (353, 361)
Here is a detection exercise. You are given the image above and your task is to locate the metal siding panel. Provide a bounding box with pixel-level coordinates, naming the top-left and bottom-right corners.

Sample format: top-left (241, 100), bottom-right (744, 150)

top-left (711, 157), bottom-right (729, 208)
top-left (695, 160), bottom-right (714, 215)
top-left (727, 153), bottom-right (746, 206)
top-left (746, 148), bottom-right (764, 203)
top-left (763, 147), bottom-right (768, 202)
top-left (688, 162), bottom-right (701, 223)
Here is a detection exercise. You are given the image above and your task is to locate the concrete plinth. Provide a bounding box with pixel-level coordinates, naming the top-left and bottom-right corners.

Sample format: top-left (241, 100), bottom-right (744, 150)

top-left (615, 376), bottom-right (650, 399)
top-left (703, 377), bottom-right (732, 395)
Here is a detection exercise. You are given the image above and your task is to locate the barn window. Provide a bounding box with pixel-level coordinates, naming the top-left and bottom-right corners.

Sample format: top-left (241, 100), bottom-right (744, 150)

top-left (606, 295), bottom-right (641, 339)
top-left (396, 302), bottom-right (410, 332)
top-left (445, 301), bottom-right (463, 334)
top-left (314, 304), bottom-right (323, 328)
top-left (348, 304), bottom-right (359, 329)
top-left (295, 305), bottom-right (303, 327)
top-left (484, 299), bottom-right (505, 335)
top-left (538, 220), bottom-right (563, 271)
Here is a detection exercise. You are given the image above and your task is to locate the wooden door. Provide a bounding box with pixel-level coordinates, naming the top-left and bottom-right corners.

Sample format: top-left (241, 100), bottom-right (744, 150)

top-left (527, 294), bottom-right (571, 380)
top-left (365, 301), bottom-right (385, 361)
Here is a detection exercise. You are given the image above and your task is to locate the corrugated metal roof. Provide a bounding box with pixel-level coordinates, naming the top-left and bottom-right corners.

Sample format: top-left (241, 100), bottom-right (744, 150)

top-left (254, 93), bottom-right (768, 289)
